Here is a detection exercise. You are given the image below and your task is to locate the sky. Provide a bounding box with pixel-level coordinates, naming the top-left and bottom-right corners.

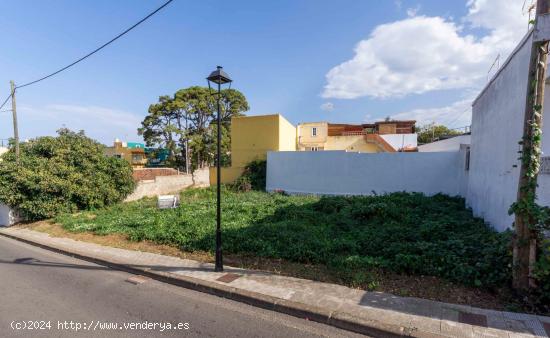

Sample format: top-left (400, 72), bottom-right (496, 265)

top-left (0, 0), bottom-right (533, 145)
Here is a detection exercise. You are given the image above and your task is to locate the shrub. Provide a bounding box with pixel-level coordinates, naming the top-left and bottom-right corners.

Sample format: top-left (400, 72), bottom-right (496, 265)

top-left (232, 159), bottom-right (266, 192)
top-left (0, 129), bottom-right (135, 220)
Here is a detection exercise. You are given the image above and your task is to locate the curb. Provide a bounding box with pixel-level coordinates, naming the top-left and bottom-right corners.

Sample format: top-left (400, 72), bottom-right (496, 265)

top-left (0, 231), bottom-right (419, 337)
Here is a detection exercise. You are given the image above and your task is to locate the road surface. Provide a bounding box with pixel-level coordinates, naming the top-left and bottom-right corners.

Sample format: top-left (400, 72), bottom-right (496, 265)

top-left (0, 235), bottom-right (366, 337)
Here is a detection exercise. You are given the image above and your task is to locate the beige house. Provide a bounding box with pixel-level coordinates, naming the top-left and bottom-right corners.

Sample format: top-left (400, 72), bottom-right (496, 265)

top-left (297, 120), bottom-right (417, 153)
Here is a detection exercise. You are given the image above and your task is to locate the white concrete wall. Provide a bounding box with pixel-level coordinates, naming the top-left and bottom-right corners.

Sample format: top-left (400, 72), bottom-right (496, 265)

top-left (125, 168), bottom-right (210, 201)
top-left (0, 203), bottom-right (20, 227)
top-left (0, 147), bottom-right (7, 157)
top-left (267, 151), bottom-right (468, 197)
top-left (469, 30), bottom-right (550, 231)
top-left (380, 134), bottom-right (418, 151)
top-left (418, 135), bottom-right (471, 152)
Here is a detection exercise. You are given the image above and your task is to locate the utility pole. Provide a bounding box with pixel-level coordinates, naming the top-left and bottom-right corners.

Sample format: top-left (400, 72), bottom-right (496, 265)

top-left (513, 0), bottom-right (550, 290)
top-left (10, 81), bottom-right (20, 162)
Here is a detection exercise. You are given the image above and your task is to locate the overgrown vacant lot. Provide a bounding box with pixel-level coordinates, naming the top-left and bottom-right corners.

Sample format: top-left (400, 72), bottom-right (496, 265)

top-left (55, 187), bottom-right (512, 292)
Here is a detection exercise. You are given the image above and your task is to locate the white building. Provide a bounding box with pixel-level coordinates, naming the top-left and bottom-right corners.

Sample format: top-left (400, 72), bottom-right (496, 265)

top-left (418, 135), bottom-right (471, 152)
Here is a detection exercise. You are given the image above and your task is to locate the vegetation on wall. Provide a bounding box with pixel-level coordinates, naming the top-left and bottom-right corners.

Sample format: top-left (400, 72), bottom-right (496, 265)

top-left (232, 160), bottom-right (267, 192)
top-left (508, 40), bottom-right (550, 303)
top-left (0, 129), bottom-right (135, 220)
top-left (138, 86), bottom-right (249, 170)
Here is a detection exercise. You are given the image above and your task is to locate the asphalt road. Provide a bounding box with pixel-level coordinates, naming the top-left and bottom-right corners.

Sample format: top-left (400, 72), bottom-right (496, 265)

top-left (0, 235), bottom-right (367, 338)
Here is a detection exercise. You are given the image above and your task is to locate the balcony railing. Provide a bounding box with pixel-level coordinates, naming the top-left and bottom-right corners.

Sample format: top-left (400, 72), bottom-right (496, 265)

top-left (341, 131), bottom-right (370, 136)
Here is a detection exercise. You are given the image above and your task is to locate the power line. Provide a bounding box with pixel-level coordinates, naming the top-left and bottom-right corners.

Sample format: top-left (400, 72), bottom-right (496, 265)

top-left (16, 0), bottom-right (174, 89)
top-left (0, 92), bottom-right (13, 111)
top-left (446, 107), bottom-right (471, 129)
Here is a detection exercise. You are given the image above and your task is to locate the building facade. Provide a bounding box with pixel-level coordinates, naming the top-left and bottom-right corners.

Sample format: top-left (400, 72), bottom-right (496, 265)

top-left (104, 139), bottom-right (147, 168)
top-left (210, 114), bottom-right (297, 184)
top-left (297, 120), bottom-right (417, 152)
top-left (210, 114), bottom-right (418, 185)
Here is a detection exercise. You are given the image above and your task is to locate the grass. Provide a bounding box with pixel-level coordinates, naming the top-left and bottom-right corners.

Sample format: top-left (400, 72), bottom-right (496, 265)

top-left (54, 187), bottom-right (512, 290)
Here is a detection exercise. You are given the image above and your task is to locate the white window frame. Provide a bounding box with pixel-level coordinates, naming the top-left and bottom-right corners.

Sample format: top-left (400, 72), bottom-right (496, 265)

top-left (311, 127), bottom-right (317, 137)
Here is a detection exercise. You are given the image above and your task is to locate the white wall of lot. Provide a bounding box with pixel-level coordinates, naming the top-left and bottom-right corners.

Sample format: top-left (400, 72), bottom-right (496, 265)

top-left (125, 168), bottom-right (210, 202)
top-left (0, 203), bottom-right (20, 227)
top-left (418, 135), bottom-right (471, 152)
top-left (469, 30), bottom-right (550, 231)
top-left (267, 151), bottom-right (469, 197)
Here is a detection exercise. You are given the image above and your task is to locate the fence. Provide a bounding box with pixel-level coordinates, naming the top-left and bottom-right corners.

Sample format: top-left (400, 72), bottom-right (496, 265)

top-left (267, 150), bottom-right (469, 197)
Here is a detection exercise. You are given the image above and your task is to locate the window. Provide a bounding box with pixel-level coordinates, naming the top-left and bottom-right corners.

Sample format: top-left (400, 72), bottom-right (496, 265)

top-left (465, 148), bottom-right (470, 171)
top-left (311, 127), bottom-right (317, 137)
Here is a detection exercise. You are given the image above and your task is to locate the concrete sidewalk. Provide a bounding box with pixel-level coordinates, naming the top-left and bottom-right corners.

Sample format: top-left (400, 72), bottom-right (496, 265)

top-left (1, 227), bottom-right (549, 338)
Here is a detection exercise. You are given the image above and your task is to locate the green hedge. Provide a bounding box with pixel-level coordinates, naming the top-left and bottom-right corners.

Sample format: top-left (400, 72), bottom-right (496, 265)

top-left (0, 129), bottom-right (135, 220)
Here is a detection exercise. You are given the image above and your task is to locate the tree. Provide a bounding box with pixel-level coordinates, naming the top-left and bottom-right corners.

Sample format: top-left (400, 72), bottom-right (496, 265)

top-left (139, 86), bottom-right (249, 170)
top-left (416, 124), bottom-right (461, 144)
top-left (0, 129), bottom-right (135, 220)
top-left (139, 96), bottom-right (179, 166)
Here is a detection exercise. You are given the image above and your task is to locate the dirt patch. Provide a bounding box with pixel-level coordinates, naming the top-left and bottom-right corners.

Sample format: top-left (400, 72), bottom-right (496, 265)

top-left (19, 221), bottom-right (510, 311)
top-left (18, 221), bottom-right (213, 263)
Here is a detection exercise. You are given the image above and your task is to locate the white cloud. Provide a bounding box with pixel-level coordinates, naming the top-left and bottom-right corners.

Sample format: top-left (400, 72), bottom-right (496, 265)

top-left (391, 98), bottom-right (473, 128)
top-left (16, 104), bottom-right (143, 144)
top-left (320, 102), bottom-right (334, 111)
top-left (406, 5), bottom-right (421, 17)
top-left (323, 0), bottom-right (527, 99)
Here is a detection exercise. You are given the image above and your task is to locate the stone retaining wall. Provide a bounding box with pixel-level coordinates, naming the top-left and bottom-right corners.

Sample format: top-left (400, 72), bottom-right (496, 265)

top-left (125, 168), bottom-right (210, 201)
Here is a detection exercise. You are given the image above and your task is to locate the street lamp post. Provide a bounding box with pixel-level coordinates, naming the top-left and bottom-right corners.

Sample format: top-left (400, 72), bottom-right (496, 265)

top-left (206, 66), bottom-right (232, 272)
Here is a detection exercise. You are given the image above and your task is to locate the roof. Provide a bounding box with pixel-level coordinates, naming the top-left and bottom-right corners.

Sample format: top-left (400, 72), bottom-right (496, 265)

top-left (127, 142), bottom-right (145, 149)
top-left (373, 120), bottom-right (416, 125)
top-left (327, 120), bottom-right (416, 136)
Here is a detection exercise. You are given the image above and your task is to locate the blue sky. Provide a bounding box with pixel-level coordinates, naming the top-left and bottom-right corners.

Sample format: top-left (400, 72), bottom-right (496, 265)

top-left (0, 0), bottom-right (530, 144)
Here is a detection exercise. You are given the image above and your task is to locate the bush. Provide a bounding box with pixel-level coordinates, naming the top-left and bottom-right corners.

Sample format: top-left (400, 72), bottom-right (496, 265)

top-left (0, 129), bottom-right (135, 220)
top-left (232, 159), bottom-right (266, 192)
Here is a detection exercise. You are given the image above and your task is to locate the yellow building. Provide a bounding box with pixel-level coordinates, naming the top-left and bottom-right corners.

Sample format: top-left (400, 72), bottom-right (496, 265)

top-left (210, 114), bottom-right (296, 184)
top-left (104, 139), bottom-right (148, 169)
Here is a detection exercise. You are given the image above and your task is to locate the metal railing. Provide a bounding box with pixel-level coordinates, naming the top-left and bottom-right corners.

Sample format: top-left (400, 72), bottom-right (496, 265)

top-left (341, 131), bottom-right (367, 136)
